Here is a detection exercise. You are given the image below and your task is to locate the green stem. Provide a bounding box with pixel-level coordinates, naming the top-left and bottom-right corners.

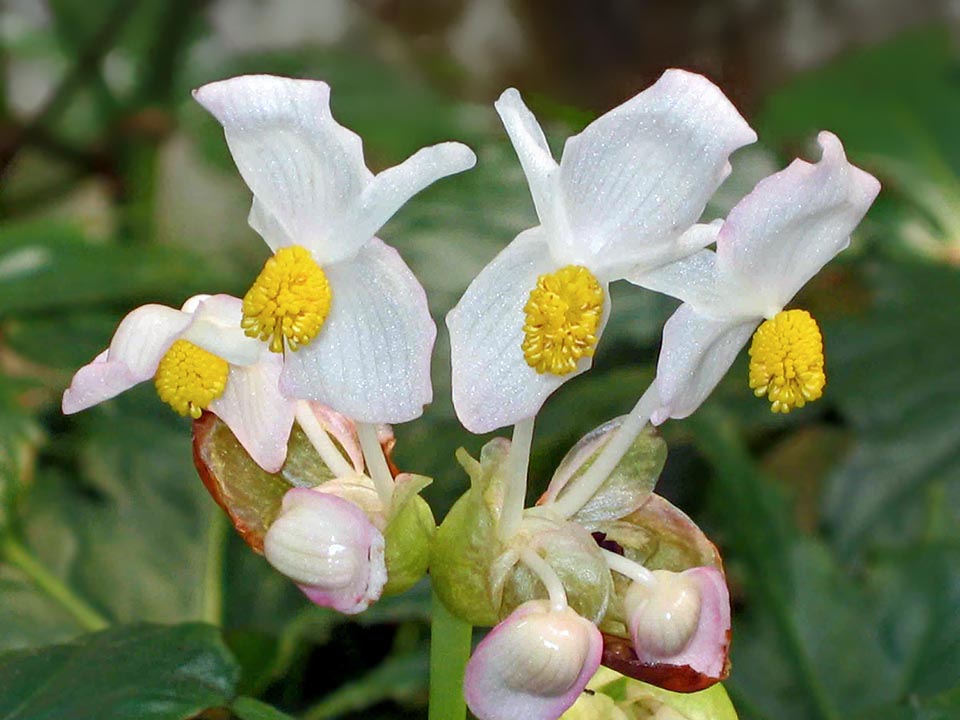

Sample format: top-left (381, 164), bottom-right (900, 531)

top-left (202, 509), bottom-right (228, 626)
top-left (3, 538), bottom-right (109, 632)
top-left (429, 590), bottom-right (473, 720)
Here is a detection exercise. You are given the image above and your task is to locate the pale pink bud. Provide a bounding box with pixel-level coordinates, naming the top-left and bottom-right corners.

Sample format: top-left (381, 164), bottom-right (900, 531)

top-left (625, 567), bottom-right (730, 679)
top-left (465, 600), bottom-right (602, 720)
top-left (263, 487), bottom-right (387, 614)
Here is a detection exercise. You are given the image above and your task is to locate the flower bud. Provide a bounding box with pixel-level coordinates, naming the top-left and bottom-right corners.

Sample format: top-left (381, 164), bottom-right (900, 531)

top-left (465, 600), bottom-right (602, 720)
top-left (625, 567), bottom-right (730, 679)
top-left (263, 487), bottom-right (387, 614)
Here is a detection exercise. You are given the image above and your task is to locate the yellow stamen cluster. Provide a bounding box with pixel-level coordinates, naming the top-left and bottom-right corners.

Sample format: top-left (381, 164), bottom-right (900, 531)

top-left (748, 309), bottom-right (826, 413)
top-left (154, 340), bottom-right (229, 419)
top-left (522, 265), bottom-right (604, 375)
top-left (242, 245), bottom-right (332, 353)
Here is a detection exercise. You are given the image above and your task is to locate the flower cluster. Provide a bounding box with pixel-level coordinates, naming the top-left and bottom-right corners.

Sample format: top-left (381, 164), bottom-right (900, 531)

top-left (61, 70), bottom-right (878, 720)
top-left (63, 74), bottom-right (476, 612)
top-left (441, 70), bottom-right (878, 720)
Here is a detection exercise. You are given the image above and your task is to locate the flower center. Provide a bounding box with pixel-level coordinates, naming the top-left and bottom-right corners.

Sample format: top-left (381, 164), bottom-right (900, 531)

top-left (522, 265), bottom-right (604, 375)
top-left (154, 339), bottom-right (229, 419)
top-left (242, 245), bottom-right (332, 353)
top-left (748, 309), bottom-right (826, 413)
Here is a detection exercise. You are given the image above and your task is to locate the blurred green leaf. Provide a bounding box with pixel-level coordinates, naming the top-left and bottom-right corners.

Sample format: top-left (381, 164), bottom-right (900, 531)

top-left (0, 220), bottom-right (228, 316)
top-left (302, 646), bottom-right (430, 720)
top-left (231, 697), bottom-right (296, 720)
top-left (0, 379), bottom-right (41, 540)
top-left (0, 623), bottom-right (238, 720)
top-left (824, 260), bottom-right (960, 556)
top-left (865, 686), bottom-right (960, 720)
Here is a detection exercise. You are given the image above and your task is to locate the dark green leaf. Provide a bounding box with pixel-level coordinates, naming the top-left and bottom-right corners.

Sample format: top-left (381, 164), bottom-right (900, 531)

top-left (0, 623), bottom-right (238, 720)
top-left (230, 697), bottom-right (296, 720)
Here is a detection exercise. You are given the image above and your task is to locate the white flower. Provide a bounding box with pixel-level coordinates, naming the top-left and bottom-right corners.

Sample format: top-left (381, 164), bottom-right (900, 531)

top-left (62, 294), bottom-right (296, 472)
top-left (464, 600), bottom-right (603, 720)
top-left (447, 70), bottom-right (756, 433)
top-left (193, 74), bottom-right (477, 424)
top-left (635, 132), bottom-right (881, 422)
top-left (263, 487), bottom-right (387, 615)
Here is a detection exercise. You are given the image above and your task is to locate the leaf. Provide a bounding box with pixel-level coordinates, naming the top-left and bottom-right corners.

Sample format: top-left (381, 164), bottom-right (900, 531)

top-left (301, 647), bottom-right (430, 720)
top-left (0, 378), bottom-right (42, 540)
top-left (230, 697), bottom-right (296, 720)
top-left (0, 220), bottom-right (229, 316)
top-left (0, 623), bottom-right (238, 720)
top-left (823, 260), bottom-right (960, 556)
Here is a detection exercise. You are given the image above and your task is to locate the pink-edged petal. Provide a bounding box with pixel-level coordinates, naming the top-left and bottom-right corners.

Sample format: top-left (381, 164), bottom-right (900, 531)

top-left (208, 352), bottom-right (295, 473)
top-left (652, 304), bottom-right (756, 424)
top-left (181, 293), bottom-right (262, 367)
top-left (628, 567), bottom-right (731, 680)
top-left (62, 304), bottom-right (191, 413)
top-left (557, 69), bottom-right (756, 276)
top-left (333, 142), bottom-right (476, 249)
top-left (263, 488), bottom-right (387, 615)
top-left (494, 89), bottom-right (561, 237)
top-left (717, 131), bottom-right (881, 314)
top-left (194, 74), bottom-right (373, 263)
top-left (447, 227), bottom-right (610, 434)
top-left (309, 403), bottom-right (364, 472)
top-left (464, 600), bottom-right (602, 720)
top-left (280, 238), bottom-right (436, 424)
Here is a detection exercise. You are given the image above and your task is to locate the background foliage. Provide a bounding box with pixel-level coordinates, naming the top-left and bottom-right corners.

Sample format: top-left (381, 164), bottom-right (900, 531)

top-left (0, 2), bottom-right (958, 718)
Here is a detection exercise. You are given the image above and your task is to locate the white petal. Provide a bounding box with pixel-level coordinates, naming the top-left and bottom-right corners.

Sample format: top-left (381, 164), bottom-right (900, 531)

top-left (209, 352), bottom-right (295, 473)
top-left (180, 294), bottom-right (262, 367)
top-left (494, 89), bottom-right (561, 237)
top-left (62, 304), bottom-right (191, 413)
top-left (717, 131), bottom-right (881, 313)
top-left (652, 304), bottom-right (757, 424)
top-left (447, 228), bottom-right (609, 434)
top-left (280, 238), bottom-right (435, 424)
top-left (333, 142), bottom-right (476, 249)
top-left (557, 69), bottom-right (757, 276)
top-left (194, 75), bottom-right (373, 263)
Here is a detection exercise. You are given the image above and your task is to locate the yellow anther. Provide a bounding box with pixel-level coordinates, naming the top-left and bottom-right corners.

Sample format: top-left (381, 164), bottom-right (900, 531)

top-left (154, 340), bottom-right (229, 419)
top-left (242, 245), bottom-right (332, 353)
top-left (522, 265), bottom-right (604, 375)
top-left (748, 309), bottom-right (826, 414)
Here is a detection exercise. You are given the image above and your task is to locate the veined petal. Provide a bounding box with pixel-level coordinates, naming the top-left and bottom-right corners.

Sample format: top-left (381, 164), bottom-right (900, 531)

top-left (62, 304), bottom-right (191, 413)
top-left (717, 131), bottom-right (881, 314)
top-left (464, 600), bottom-right (603, 720)
top-left (333, 142), bottom-right (476, 250)
top-left (652, 304), bottom-right (756, 424)
top-left (209, 352), bottom-right (295, 473)
top-left (280, 238), bottom-right (435, 424)
top-left (180, 294), bottom-right (262, 367)
top-left (494, 89), bottom-right (562, 238)
top-left (194, 74), bottom-right (374, 263)
top-left (557, 69), bottom-right (756, 275)
top-left (447, 228), bottom-right (607, 434)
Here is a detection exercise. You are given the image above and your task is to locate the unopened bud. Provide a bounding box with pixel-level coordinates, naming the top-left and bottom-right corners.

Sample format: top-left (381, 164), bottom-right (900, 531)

top-left (625, 567), bottom-right (730, 679)
top-left (465, 600), bottom-right (602, 720)
top-left (263, 487), bottom-right (387, 614)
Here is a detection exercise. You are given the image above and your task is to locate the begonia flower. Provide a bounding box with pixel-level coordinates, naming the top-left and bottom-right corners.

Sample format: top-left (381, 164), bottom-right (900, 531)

top-left (62, 294), bottom-right (295, 472)
top-left (263, 487), bottom-right (387, 614)
top-left (624, 567), bottom-right (730, 680)
top-left (447, 70), bottom-right (756, 433)
top-left (464, 600), bottom-right (603, 720)
top-left (635, 132), bottom-right (880, 422)
top-left (194, 74), bottom-right (476, 424)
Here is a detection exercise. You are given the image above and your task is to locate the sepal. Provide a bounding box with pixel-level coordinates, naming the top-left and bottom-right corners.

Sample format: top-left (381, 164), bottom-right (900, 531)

top-left (539, 417), bottom-right (667, 526)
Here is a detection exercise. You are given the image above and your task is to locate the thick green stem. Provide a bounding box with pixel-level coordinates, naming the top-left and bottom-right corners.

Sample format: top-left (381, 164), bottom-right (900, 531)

top-left (429, 590), bottom-right (473, 720)
top-left (202, 509), bottom-right (228, 626)
top-left (4, 538), bottom-right (109, 632)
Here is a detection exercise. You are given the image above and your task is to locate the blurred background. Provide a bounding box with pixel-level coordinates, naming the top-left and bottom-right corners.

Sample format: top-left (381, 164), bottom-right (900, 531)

top-left (1, 1), bottom-right (959, 719)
